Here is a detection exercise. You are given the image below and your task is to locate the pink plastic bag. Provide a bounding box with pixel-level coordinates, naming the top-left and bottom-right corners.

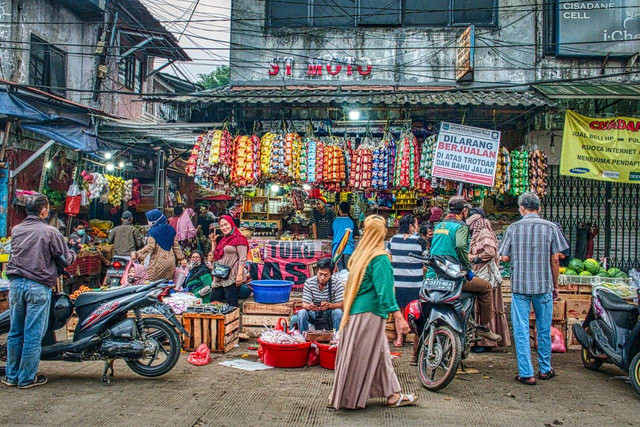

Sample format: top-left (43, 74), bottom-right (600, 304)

top-left (187, 343), bottom-right (211, 366)
top-left (551, 326), bottom-right (567, 353)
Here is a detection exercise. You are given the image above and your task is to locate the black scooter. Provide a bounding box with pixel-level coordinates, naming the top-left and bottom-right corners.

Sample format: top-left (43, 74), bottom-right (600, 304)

top-left (405, 253), bottom-right (477, 391)
top-left (0, 279), bottom-right (188, 383)
top-left (572, 286), bottom-right (640, 395)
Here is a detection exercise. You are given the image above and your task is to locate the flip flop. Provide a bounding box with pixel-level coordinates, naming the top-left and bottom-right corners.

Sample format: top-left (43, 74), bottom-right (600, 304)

top-left (538, 369), bottom-right (556, 380)
top-left (393, 338), bottom-right (403, 348)
top-left (387, 393), bottom-right (418, 407)
top-left (515, 375), bottom-right (537, 386)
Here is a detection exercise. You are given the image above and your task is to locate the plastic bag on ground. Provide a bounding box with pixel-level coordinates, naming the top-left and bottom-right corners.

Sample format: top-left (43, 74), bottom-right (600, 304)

top-left (187, 343), bottom-right (211, 366)
top-left (551, 326), bottom-right (567, 353)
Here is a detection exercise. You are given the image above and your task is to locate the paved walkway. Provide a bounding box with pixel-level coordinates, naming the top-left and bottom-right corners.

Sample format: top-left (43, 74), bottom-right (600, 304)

top-left (1, 344), bottom-right (638, 426)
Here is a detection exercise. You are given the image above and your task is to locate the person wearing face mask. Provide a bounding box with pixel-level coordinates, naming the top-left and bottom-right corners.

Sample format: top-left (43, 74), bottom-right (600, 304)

top-left (4, 194), bottom-right (76, 389)
top-left (386, 214), bottom-right (424, 348)
top-left (183, 251), bottom-right (214, 303)
top-left (69, 222), bottom-right (92, 249)
top-left (131, 209), bottom-right (187, 282)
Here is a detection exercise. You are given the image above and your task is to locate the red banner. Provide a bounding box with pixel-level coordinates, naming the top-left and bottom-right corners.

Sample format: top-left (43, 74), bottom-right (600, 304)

top-left (248, 240), bottom-right (330, 287)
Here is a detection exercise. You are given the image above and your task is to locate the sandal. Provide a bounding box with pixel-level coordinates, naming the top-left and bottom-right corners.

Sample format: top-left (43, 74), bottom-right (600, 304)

top-left (538, 369), bottom-right (556, 380)
top-left (409, 355), bottom-right (418, 366)
top-left (393, 338), bottom-right (403, 348)
top-left (387, 393), bottom-right (418, 407)
top-left (515, 375), bottom-right (537, 386)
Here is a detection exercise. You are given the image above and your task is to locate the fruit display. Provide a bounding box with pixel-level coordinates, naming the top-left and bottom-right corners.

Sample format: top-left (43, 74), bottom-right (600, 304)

top-left (601, 282), bottom-right (636, 298)
top-left (583, 258), bottom-right (600, 275)
top-left (128, 178), bottom-right (141, 208)
top-left (70, 285), bottom-right (92, 300)
top-left (41, 187), bottom-right (65, 207)
top-left (561, 258), bottom-right (629, 279)
top-left (105, 174), bottom-right (125, 206)
top-left (81, 171), bottom-right (108, 201)
top-left (568, 258), bottom-right (584, 273)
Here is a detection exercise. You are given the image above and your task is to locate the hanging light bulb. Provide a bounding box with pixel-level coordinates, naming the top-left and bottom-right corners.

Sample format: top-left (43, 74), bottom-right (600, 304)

top-left (302, 184), bottom-right (312, 191)
top-left (104, 152), bottom-right (113, 160)
top-left (271, 184), bottom-right (280, 194)
top-left (348, 110), bottom-right (361, 121)
top-left (44, 160), bottom-right (52, 169)
top-left (106, 163), bottom-right (115, 172)
top-left (118, 161), bottom-right (125, 168)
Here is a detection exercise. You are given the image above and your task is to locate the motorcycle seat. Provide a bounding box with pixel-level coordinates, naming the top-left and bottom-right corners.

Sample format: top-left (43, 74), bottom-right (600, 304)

top-left (75, 286), bottom-right (143, 307)
top-left (598, 290), bottom-right (637, 313)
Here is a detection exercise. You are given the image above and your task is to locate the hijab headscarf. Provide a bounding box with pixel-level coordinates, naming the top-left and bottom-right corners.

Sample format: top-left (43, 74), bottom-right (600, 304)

top-left (340, 215), bottom-right (391, 330)
top-left (146, 209), bottom-right (176, 251)
top-left (466, 213), bottom-right (499, 264)
top-left (213, 215), bottom-right (249, 260)
top-left (176, 207), bottom-right (197, 241)
top-left (186, 250), bottom-right (211, 284)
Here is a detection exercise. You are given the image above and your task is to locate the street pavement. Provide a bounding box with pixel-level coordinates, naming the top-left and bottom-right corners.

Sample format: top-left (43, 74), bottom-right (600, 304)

top-left (1, 343), bottom-right (639, 426)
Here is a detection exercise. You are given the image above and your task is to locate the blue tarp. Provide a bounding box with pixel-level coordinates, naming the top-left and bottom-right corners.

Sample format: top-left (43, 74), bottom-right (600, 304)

top-left (0, 89), bottom-right (100, 153)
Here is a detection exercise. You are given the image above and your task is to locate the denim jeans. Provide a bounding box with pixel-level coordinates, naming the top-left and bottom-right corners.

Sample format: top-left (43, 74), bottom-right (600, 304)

top-left (297, 308), bottom-right (343, 332)
top-left (511, 292), bottom-right (553, 378)
top-left (335, 253), bottom-right (351, 272)
top-left (6, 278), bottom-right (52, 386)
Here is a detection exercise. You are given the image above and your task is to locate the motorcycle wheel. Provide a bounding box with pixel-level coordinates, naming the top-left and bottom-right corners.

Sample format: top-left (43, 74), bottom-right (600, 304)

top-left (0, 329), bottom-right (7, 376)
top-left (628, 352), bottom-right (640, 395)
top-left (581, 327), bottom-right (604, 371)
top-left (125, 318), bottom-right (181, 377)
top-left (418, 324), bottom-right (462, 391)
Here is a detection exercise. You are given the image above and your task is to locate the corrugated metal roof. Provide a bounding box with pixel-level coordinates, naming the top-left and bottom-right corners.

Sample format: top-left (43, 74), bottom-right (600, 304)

top-left (156, 86), bottom-right (551, 108)
top-left (534, 83), bottom-right (640, 99)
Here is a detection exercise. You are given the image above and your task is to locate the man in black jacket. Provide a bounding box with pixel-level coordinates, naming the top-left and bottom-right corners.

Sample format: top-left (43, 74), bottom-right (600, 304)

top-left (2, 194), bottom-right (76, 389)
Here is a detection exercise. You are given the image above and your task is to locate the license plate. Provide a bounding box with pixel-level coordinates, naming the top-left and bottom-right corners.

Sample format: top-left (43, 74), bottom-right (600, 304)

top-left (422, 279), bottom-right (456, 291)
top-left (106, 269), bottom-right (123, 276)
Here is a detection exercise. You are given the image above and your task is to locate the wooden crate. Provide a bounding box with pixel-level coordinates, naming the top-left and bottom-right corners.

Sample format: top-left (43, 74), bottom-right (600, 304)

top-left (0, 289), bottom-right (8, 313)
top-left (566, 318), bottom-right (583, 350)
top-left (66, 315), bottom-right (79, 339)
top-left (182, 309), bottom-right (240, 353)
top-left (239, 299), bottom-right (302, 339)
top-left (242, 301), bottom-right (293, 316)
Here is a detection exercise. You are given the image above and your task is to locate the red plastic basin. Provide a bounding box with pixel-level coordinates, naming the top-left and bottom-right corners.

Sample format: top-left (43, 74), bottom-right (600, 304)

top-left (316, 342), bottom-right (337, 370)
top-left (258, 339), bottom-right (312, 368)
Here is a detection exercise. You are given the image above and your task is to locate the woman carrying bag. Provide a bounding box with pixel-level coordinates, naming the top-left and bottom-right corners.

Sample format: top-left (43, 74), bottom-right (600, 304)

top-left (131, 209), bottom-right (186, 281)
top-left (208, 215), bottom-right (248, 307)
top-left (184, 250), bottom-right (214, 303)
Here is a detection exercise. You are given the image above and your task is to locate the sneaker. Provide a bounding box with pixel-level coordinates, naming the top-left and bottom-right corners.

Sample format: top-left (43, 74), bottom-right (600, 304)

top-left (409, 355), bottom-right (418, 366)
top-left (17, 375), bottom-right (47, 389)
top-left (1, 377), bottom-right (17, 387)
top-left (476, 329), bottom-right (502, 342)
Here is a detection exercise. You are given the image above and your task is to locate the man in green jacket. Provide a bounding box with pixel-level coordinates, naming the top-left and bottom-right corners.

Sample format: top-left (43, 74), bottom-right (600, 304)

top-left (429, 196), bottom-right (501, 343)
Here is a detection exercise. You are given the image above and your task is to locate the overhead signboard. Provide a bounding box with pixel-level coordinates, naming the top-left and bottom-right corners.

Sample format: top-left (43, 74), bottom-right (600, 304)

top-left (560, 110), bottom-right (640, 183)
top-left (456, 25), bottom-right (475, 82)
top-left (432, 122), bottom-right (501, 187)
top-left (556, 0), bottom-right (640, 57)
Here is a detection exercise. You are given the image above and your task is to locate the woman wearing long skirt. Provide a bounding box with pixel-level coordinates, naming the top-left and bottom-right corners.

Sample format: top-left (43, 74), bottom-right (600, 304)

top-left (467, 208), bottom-right (511, 350)
top-left (329, 215), bottom-right (417, 410)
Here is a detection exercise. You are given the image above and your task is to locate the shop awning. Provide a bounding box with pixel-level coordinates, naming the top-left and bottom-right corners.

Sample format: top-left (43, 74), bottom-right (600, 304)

top-left (98, 118), bottom-right (219, 148)
top-left (534, 83), bottom-right (640, 100)
top-left (151, 86), bottom-right (552, 108)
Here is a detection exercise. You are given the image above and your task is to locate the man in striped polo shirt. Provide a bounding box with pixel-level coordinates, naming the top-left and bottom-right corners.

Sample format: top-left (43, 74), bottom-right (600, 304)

top-left (298, 258), bottom-right (344, 332)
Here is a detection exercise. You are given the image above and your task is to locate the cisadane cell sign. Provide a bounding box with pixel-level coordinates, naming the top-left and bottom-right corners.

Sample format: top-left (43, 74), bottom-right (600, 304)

top-left (432, 122), bottom-right (501, 187)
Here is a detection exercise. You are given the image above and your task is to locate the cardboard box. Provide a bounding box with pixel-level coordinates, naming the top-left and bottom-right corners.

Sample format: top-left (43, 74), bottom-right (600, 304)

top-left (566, 318), bottom-right (583, 350)
top-left (564, 295), bottom-right (592, 320)
top-left (530, 299), bottom-right (566, 321)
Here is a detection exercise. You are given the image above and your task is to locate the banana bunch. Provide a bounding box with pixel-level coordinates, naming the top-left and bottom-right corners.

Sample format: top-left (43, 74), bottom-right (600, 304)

top-left (105, 174), bottom-right (125, 206)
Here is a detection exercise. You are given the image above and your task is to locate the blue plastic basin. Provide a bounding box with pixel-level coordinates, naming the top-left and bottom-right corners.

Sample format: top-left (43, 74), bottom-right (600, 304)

top-left (251, 280), bottom-right (294, 304)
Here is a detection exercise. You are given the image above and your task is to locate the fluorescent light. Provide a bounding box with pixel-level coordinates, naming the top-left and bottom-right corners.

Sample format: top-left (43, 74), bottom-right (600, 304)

top-left (106, 163), bottom-right (115, 172)
top-left (348, 110), bottom-right (361, 121)
top-left (118, 161), bottom-right (125, 168)
top-left (302, 184), bottom-right (312, 191)
top-left (271, 184), bottom-right (280, 193)
top-left (44, 160), bottom-right (52, 169)
top-left (104, 152), bottom-right (113, 160)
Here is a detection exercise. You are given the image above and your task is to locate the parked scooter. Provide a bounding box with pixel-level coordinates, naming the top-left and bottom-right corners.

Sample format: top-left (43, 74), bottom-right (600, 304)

top-left (405, 253), bottom-right (477, 391)
top-left (572, 285), bottom-right (640, 394)
top-left (0, 279), bottom-right (188, 383)
top-left (103, 255), bottom-right (130, 287)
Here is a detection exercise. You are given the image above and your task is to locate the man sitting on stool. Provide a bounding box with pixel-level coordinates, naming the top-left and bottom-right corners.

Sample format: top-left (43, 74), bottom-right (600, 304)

top-left (298, 258), bottom-right (344, 332)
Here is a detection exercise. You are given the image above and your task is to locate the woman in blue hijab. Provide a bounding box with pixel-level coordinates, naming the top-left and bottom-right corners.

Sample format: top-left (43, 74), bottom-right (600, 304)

top-left (131, 209), bottom-right (187, 281)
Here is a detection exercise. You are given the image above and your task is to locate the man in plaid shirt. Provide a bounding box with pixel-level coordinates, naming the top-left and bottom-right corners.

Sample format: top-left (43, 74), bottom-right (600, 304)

top-left (499, 192), bottom-right (569, 386)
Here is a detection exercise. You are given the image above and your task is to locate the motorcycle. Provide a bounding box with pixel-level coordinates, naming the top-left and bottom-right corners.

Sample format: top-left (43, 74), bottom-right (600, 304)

top-left (572, 285), bottom-right (640, 394)
top-left (103, 255), bottom-right (130, 287)
top-left (405, 253), bottom-right (478, 391)
top-left (0, 279), bottom-right (188, 383)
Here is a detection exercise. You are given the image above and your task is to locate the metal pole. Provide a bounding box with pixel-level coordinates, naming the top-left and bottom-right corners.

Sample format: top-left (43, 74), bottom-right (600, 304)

top-left (10, 139), bottom-right (55, 178)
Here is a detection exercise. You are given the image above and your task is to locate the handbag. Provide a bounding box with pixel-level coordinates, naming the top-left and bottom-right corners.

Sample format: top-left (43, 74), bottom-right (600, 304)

top-left (211, 262), bottom-right (231, 279)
